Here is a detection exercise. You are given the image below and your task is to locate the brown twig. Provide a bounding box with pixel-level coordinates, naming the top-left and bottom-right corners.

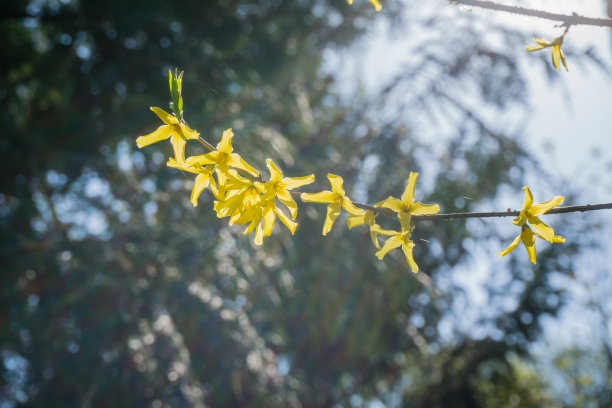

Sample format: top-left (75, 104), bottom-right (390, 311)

top-left (290, 190), bottom-right (612, 222)
top-left (451, 0), bottom-right (612, 28)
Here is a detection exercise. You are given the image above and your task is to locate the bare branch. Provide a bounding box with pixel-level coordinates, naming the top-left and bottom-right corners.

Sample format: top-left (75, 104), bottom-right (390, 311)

top-left (451, 0), bottom-right (612, 28)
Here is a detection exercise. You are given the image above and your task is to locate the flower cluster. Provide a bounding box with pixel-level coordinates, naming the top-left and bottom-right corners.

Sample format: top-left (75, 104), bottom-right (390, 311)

top-left (140, 119), bottom-right (315, 245)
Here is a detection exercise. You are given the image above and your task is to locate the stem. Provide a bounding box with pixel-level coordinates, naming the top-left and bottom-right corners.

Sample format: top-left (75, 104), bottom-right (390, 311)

top-left (412, 203), bottom-right (612, 222)
top-left (450, 0), bottom-right (612, 28)
top-left (290, 191), bottom-right (612, 222)
top-left (197, 137), bottom-right (216, 151)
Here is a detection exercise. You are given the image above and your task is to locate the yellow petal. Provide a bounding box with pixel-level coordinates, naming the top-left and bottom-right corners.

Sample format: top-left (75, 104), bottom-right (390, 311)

top-left (170, 134), bottom-right (187, 166)
top-left (401, 240), bottom-right (418, 273)
top-left (266, 159), bottom-right (283, 183)
top-left (521, 226), bottom-right (537, 264)
top-left (369, 0), bottom-right (382, 11)
top-left (216, 168), bottom-right (229, 197)
top-left (276, 207), bottom-right (298, 234)
top-left (529, 196), bottom-right (564, 216)
top-left (559, 49), bottom-right (568, 71)
top-left (282, 174), bottom-right (315, 190)
top-left (398, 212), bottom-right (412, 232)
top-left (498, 233), bottom-right (521, 257)
top-left (522, 186), bottom-right (534, 210)
top-left (370, 224), bottom-right (399, 237)
top-left (136, 125), bottom-right (173, 148)
top-left (277, 189), bottom-right (298, 219)
top-left (328, 174), bottom-right (345, 196)
top-left (534, 38), bottom-right (552, 47)
top-left (300, 191), bottom-right (335, 203)
top-left (190, 173), bottom-right (211, 207)
top-left (527, 215), bottom-right (555, 242)
top-left (512, 210), bottom-right (527, 227)
top-left (411, 202), bottom-right (440, 216)
top-left (346, 0), bottom-right (353, 5)
top-left (341, 197), bottom-right (363, 215)
top-left (400, 172), bottom-right (418, 206)
top-left (369, 227), bottom-right (382, 250)
top-left (186, 152), bottom-right (221, 167)
top-left (322, 202), bottom-right (341, 236)
top-left (179, 123), bottom-right (200, 140)
top-left (228, 153), bottom-right (259, 176)
top-left (150, 107), bottom-right (178, 125)
top-left (552, 45), bottom-right (561, 70)
top-left (379, 196), bottom-right (403, 212)
top-left (525, 45), bottom-right (545, 52)
top-left (167, 158), bottom-right (199, 173)
top-left (347, 212), bottom-right (367, 229)
top-left (254, 223), bottom-right (264, 246)
top-left (552, 235), bottom-right (566, 243)
top-left (217, 128), bottom-right (234, 154)
top-left (375, 234), bottom-right (403, 260)
top-left (263, 201), bottom-right (276, 236)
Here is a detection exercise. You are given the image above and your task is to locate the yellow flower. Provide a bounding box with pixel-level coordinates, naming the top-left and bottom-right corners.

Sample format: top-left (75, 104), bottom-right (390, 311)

top-left (372, 225), bottom-right (419, 273)
top-left (261, 159), bottom-right (314, 219)
top-left (300, 174), bottom-right (362, 235)
top-left (347, 209), bottom-right (383, 249)
top-left (136, 107), bottom-right (200, 166)
top-left (186, 128), bottom-right (259, 196)
top-left (499, 186), bottom-right (566, 263)
top-left (212, 170), bottom-right (298, 245)
top-left (378, 172), bottom-right (440, 231)
top-left (346, 0), bottom-right (382, 11)
top-left (526, 36), bottom-right (568, 71)
top-left (167, 158), bottom-right (217, 206)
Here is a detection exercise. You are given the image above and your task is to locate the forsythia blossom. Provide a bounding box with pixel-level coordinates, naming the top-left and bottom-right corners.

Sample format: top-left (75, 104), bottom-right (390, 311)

top-left (373, 225), bottom-right (419, 273)
top-left (526, 36), bottom-right (568, 71)
top-left (369, 172), bottom-right (439, 272)
top-left (167, 158), bottom-right (217, 206)
top-left (136, 107), bottom-right (200, 166)
top-left (378, 172), bottom-right (440, 231)
top-left (300, 174), bottom-right (362, 235)
top-left (346, 0), bottom-right (382, 12)
top-left (499, 186), bottom-right (565, 263)
top-left (186, 128), bottom-right (259, 196)
top-left (347, 209), bottom-right (382, 249)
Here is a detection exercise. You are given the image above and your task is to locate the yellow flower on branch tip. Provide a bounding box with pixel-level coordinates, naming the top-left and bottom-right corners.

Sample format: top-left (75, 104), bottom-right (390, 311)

top-left (378, 172), bottom-right (440, 231)
top-left (262, 159), bottom-right (314, 219)
top-left (499, 186), bottom-right (566, 263)
top-left (300, 174), bottom-right (362, 236)
top-left (526, 36), bottom-right (568, 71)
top-left (167, 158), bottom-right (217, 206)
top-left (372, 225), bottom-right (419, 273)
top-left (136, 107), bottom-right (200, 166)
top-left (347, 209), bottom-right (383, 249)
top-left (346, 0), bottom-right (382, 11)
top-left (186, 128), bottom-right (259, 195)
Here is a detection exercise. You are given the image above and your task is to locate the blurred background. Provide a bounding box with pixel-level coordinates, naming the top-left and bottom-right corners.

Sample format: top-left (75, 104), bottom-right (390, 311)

top-left (1, 0), bottom-right (611, 406)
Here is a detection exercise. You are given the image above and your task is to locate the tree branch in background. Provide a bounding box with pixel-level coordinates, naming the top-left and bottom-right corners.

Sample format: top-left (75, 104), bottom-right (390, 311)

top-left (451, 0), bottom-right (612, 28)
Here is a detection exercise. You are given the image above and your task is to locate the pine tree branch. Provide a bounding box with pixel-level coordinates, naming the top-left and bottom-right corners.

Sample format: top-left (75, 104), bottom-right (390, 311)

top-left (451, 0), bottom-right (612, 28)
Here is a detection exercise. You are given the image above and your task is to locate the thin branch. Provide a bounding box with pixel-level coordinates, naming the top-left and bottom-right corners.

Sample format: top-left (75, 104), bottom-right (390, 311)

top-left (197, 137), bottom-right (216, 151)
top-left (412, 203), bottom-right (612, 222)
top-left (451, 0), bottom-right (612, 28)
top-left (289, 190), bottom-right (612, 221)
